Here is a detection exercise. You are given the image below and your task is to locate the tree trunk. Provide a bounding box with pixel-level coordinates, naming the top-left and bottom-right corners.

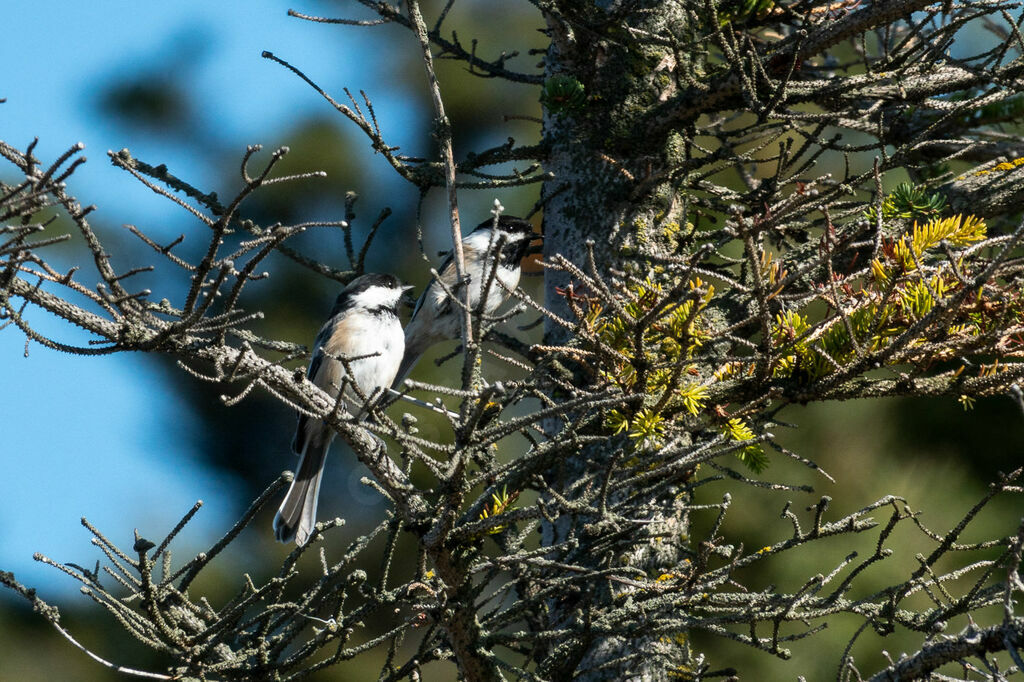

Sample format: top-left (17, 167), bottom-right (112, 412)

top-left (539, 3), bottom-right (697, 679)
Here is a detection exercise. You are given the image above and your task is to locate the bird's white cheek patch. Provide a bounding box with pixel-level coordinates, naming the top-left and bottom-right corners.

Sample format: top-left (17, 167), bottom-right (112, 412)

top-left (352, 286), bottom-right (402, 310)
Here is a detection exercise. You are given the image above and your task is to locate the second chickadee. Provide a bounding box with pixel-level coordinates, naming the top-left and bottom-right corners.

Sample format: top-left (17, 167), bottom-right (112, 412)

top-left (274, 273), bottom-right (411, 546)
top-left (395, 215), bottom-right (536, 387)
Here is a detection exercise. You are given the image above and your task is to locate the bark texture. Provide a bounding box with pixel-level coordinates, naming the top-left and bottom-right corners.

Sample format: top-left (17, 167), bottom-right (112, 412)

top-left (540, 4), bottom-right (697, 678)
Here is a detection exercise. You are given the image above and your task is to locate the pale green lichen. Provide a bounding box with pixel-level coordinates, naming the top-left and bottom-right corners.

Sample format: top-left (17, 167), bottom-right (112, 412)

top-left (633, 216), bottom-right (650, 244)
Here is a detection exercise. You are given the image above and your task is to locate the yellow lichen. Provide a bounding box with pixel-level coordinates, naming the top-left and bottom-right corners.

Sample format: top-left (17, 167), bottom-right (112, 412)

top-left (973, 157), bottom-right (1024, 176)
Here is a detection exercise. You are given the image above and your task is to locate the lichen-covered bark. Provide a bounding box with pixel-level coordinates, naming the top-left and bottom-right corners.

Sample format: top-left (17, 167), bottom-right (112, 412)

top-left (944, 160), bottom-right (1024, 218)
top-left (541, 4), bottom-right (695, 327)
top-left (539, 3), bottom-right (697, 678)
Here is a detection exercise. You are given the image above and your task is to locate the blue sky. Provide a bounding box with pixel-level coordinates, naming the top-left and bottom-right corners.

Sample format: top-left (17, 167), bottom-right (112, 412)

top-left (1, 1), bottom-right (403, 596)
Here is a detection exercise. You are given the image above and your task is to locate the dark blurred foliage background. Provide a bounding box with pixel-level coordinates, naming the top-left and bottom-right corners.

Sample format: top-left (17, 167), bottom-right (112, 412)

top-left (2, 2), bottom-right (1021, 680)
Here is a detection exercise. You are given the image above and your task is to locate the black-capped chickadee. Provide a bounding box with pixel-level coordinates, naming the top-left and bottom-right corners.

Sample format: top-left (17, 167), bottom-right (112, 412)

top-left (394, 215), bottom-right (537, 387)
top-left (274, 272), bottom-right (412, 546)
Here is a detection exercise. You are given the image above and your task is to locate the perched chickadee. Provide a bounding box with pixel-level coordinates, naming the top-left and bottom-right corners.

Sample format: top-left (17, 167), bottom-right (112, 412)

top-left (394, 215), bottom-right (537, 387)
top-left (274, 273), bottom-right (412, 546)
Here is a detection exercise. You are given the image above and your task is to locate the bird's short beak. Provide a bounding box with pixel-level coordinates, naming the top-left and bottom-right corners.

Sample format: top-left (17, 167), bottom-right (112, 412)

top-left (527, 231), bottom-right (543, 256)
top-left (401, 285), bottom-right (416, 307)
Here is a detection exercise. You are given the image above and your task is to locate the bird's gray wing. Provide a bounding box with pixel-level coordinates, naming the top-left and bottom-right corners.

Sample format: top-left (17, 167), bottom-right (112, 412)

top-left (291, 321), bottom-right (334, 454)
top-left (411, 250), bottom-right (456, 321)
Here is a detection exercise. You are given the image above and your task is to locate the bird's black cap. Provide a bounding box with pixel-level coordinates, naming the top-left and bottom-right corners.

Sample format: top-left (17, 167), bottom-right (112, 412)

top-left (343, 272), bottom-right (404, 293)
top-left (471, 215), bottom-right (536, 237)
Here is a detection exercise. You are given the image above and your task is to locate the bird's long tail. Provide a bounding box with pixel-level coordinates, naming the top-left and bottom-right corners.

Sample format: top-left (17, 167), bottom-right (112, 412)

top-left (273, 439), bottom-right (329, 545)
